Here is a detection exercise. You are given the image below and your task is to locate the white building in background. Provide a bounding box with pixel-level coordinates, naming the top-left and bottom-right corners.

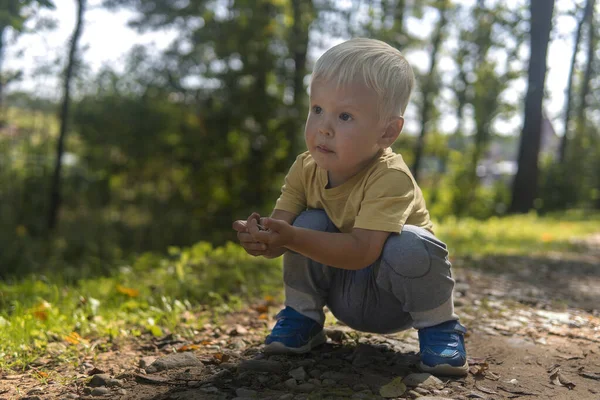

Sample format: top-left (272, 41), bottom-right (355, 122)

top-left (477, 113), bottom-right (559, 187)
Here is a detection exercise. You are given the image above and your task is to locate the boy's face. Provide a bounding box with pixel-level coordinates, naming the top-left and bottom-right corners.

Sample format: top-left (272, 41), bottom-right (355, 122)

top-left (305, 79), bottom-right (386, 186)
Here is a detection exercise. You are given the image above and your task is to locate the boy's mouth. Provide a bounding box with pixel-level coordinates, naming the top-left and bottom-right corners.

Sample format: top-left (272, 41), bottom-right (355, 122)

top-left (317, 145), bottom-right (334, 153)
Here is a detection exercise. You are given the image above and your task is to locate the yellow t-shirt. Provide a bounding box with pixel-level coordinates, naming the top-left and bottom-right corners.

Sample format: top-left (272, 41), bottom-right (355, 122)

top-left (274, 148), bottom-right (433, 234)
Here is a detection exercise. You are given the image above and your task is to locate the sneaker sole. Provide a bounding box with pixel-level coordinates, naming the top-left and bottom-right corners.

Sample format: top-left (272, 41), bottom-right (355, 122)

top-left (263, 331), bottom-right (327, 355)
top-left (419, 360), bottom-right (469, 377)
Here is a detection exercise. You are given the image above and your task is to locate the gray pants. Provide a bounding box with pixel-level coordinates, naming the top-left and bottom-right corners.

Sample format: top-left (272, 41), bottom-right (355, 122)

top-left (284, 210), bottom-right (458, 333)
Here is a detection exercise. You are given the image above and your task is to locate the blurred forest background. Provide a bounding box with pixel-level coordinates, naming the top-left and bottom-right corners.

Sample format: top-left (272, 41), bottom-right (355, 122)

top-left (1, 0), bottom-right (599, 278)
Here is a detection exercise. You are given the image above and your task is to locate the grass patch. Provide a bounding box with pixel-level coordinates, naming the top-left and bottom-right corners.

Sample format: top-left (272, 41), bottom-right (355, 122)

top-left (435, 210), bottom-right (600, 257)
top-left (0, 242), bottom-right (282, 371)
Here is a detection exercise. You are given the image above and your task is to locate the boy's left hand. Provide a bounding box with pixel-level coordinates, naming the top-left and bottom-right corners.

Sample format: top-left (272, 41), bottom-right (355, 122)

top-left (248, 216), bottom-right (295, 248)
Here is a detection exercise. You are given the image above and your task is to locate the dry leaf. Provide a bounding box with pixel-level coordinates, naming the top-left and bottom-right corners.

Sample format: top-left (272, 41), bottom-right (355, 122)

top-left (264, 295), bottom-right (276, 304)
top-left (213, 353), bottom-right (230, 363)
top-left (258, 313), bottom-right (268, 320)
top-left (475, 383), bottom-right (498, 395)
top-left (65, 332), bottom-right (87, 345)
top-left (255, 305), bottom-right (269, 313)
top-left (116, 285), bottom-right (140, 297)
top-left (177, 344), bottom-right (201, 352)
top-left (550, 367), bottom-right (575, 390)
top-left (32, 301), bottom-right (51, 321)
top-left (87, 367), bottom-right (105, 376)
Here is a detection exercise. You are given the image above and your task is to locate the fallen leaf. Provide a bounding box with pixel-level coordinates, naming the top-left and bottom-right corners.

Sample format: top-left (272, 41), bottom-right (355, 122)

top-left (134, 374), bottom-right (171, 384)
top-left (177, 344), bottom-right (201, 352)
top-left (213, 353), bottom-right (230, 363)
top-left (255, 305), bottom-right (269, 313)
top-left (579, 372), bottom-right (600, 381)
top-left (87, 367), bottom-right (105, 376)
top-left (379, 377), bottom-right (407, 398)
top-left (541, 233), bottom-right (553, 242)
top-left (258, 313), bottom-right (268, 320)
top-left (549, 367), bottom-right (575, 390)
top-left (33, 371), bottom-right (48, 378)
top-left (475, 383), bottom-right (497, 394)
top-left (65, 332), bottom-right (86, 345)
top-left (116, 285), bottom-right (139, 298)
top-left (264, 295), bottom-right (276, 304)
top-left (498, 384), bottom-right (539, 396)
top-left (469, 361), bottom-right (489, 377)
top-left (32, 301), bottom-right (51, 321)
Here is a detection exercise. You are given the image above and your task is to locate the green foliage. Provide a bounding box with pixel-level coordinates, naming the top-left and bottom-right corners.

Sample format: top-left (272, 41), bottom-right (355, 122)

top-left (0, 241), bottom-right (282, 370)
top-left (435, 210), bottom-right (600, 257)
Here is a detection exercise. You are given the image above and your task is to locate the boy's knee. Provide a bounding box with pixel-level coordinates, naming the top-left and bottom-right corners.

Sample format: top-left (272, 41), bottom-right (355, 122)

top-left (293, 209), bottom-right (335, 232)
top-left (382, 227), bottom-right (432, 278)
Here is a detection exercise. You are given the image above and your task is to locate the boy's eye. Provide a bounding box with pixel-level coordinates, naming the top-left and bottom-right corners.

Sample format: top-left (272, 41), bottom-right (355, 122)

top-left (339, 113), bottom-right (352, 121)
top-left (313, 106), bottom-right (322, 114)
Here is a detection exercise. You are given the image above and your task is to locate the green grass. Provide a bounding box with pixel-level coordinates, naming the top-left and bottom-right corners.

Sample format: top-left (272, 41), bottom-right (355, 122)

top-left (435, 210), bottom-right (600, 257)
top-left (0, 242), bottom-right (283, 371)
top-left (0, 211), bottom-right (598, 372)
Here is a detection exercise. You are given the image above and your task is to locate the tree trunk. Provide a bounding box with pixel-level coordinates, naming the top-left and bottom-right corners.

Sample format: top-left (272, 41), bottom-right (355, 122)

top-left (509, 0), bottom-right (555, 214)
top-left (288, 0), bottom-right (314, 165)
top-left (0, 25), bottom-right (5, 118)
top-left (559, 0), bottom-right (595, 162)
top-left (48, 0), bottom-right (86, 231)
top-left (576, 1), bottom-right (595, 133)
top-left (411, 0), bottom-right (449, 181)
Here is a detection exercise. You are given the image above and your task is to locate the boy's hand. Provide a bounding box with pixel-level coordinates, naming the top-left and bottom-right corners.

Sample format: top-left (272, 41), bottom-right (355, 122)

top-left (233, 213), bottom-right (286, 258)
top-left (248, 216), bottom-right (296, 249)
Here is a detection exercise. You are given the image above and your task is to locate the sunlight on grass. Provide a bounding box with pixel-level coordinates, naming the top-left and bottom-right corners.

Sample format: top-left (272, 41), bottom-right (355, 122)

top-left (0, 242), bottom-right (282, 371)
top-left (435, 210), bottom-right (600, 257)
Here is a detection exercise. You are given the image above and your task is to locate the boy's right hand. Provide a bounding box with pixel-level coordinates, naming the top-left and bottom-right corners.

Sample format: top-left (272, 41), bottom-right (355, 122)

top-left (232, 213), bottom-right (286, 258)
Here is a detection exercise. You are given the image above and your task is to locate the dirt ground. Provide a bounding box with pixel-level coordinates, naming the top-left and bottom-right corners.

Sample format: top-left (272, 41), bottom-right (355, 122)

top-left (1, 235), bottom-right (599, 400)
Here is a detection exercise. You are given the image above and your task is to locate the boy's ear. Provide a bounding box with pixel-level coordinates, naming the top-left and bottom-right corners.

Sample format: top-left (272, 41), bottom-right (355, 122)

top-left (378, 116), bottom-right (404, 148)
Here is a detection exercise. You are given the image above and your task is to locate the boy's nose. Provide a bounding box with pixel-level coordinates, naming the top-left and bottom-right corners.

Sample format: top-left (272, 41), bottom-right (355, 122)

top-left (318, 122), bottom-right (334, 137)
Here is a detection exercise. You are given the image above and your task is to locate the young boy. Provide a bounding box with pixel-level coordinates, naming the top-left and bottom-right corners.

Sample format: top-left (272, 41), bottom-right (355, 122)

top-left (232, 38), bottom-right (468, 376)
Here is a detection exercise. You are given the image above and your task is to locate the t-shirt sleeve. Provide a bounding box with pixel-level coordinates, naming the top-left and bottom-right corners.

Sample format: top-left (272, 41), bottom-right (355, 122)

top-left (274, 154), bottom-right (307, 215)
top-left (354, 169), bottom-right (415, 233)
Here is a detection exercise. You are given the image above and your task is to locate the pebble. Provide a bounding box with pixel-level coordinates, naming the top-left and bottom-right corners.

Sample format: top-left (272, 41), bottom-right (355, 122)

top-left (353, 383), bottom-right (369, 391)
top-left (289, 367), bottom-right (307, 381)
top-left (296, 359), bottom-right (316, 368)
top-left (407, 390), bottom-right (422, 398)
top-left (145, 353), bottom-right (203, 373)
top-left (308, 378), bottom-right (321, 386)
top-left (107, 378), bottom-right (124, 387)
top-left (278, 395), bottom-right (294, 400)
top-left (285, 378), bottom-right (297, 389)
top-left (63, 394), bottom-right (79, 399)
top-left (295, 383), bottom-right (316, 393)
top-left (90, 387), bottom-right (110, 396)
top-left (239, 359), bottom-right (283, 373)
top-left (88, 374), bottom-right (110, 387)
top-left (236, 388), bottom-right (257, 398)
top-left (322, 378), bottom-right (336, 387)
top-left (138, 356), bottom-right (158, 369)
top-left (403, 373), bottom-right (444, 390)
top-left (117, 389), bottom-right (127, 395)
top-left (308, 369), bottom-right (321, 379)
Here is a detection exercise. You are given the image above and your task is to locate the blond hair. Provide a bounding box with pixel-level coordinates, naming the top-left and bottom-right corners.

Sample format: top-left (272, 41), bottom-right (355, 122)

top-left (311, 38), bottom-right (415, 122)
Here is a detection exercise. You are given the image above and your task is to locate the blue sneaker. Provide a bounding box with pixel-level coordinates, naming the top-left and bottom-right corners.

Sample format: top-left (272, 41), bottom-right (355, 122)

top-left (418, 320), bottom-right (469, 376)
top-left (263, 307), bottom-right (326, 354)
